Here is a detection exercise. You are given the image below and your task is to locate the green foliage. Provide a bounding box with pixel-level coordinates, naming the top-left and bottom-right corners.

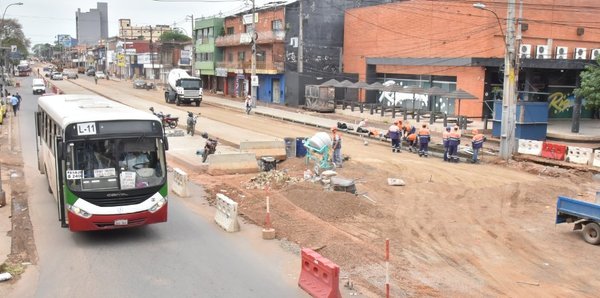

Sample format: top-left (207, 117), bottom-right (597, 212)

top-left (159, 30), bottom-right (191, 42)
top-left (574, 57), bottom-right (600, 109)
top-left (1, 19), bottom-right (30, 58)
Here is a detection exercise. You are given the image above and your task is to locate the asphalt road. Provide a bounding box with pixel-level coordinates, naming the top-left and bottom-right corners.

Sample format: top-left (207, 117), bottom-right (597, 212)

top-left (7, 76), bottom-right (304, 298)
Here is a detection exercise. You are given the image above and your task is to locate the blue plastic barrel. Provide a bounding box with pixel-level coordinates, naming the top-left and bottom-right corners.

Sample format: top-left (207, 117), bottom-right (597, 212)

top-left (296, 137), bottom-right (307, 157)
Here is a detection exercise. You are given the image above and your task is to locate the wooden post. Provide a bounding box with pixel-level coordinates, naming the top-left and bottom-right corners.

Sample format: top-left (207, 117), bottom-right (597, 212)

top-left (385, 238), bottom-right (390, 298)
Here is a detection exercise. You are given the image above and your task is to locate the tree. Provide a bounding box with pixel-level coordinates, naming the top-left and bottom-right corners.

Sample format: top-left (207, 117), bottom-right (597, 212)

top-left (32, 43), bottom-right (53, 61)
top-left (159, 30), bottom-right (191, 42)
top-left (574, 57), bottom-right (600, 118)
top-left (1, 19), bottom-right (30, 58)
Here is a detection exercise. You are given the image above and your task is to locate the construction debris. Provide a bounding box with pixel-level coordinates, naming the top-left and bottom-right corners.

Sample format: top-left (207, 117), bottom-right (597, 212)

top-left (387, 178), bottom-right (406, 186)
top-left (245, 170), bottom-right (303, 190)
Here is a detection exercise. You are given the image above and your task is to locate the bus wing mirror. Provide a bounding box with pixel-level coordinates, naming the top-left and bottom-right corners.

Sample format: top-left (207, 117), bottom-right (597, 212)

top-left (56, 136), bottom-right (64, 160)
top-left (163, 136), bottom-right (169, 151)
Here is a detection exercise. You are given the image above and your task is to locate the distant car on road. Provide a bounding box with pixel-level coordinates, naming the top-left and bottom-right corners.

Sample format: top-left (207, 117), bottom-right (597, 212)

top-left (94, 71), bottom-right (106, 79)
top-left (32, 78), bottom-right (46, 94)
top-left (51, 72), bottom-right (63, 80)
top-left (133, 79), bottom-right (147, 89)
top-left (64, 72), bottom-right (78, 79)
top-left (86, 68), bottom-right (96, 76)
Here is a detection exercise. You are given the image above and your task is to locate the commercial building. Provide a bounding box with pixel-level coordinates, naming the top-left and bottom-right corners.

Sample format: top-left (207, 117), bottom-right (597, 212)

top-left (76, 2), bottom-right (108, 46)
top-left (118, 19), bottom-right (172, 42)
top-left (215, 3), bottom-right (286, 103)
top-left (343, 0), bottom-right (600, 119)
top-left (194, 17), bottom-right (224, 92)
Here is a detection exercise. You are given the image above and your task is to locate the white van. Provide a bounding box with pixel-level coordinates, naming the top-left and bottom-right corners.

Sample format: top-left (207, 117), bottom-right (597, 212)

top-left (32, 78), bottom-right (45, 95)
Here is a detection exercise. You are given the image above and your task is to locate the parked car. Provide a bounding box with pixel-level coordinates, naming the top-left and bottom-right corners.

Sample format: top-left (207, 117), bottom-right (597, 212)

top-left (32, 78), bottom-right (46, 94)
top-left (94, 71), bottom-right (106, 79)
top-left (65, 72), bottom-right (78, 79)
top-left (86, 68), bottom-right (96, 76)
top-left (51, 72), bottom-right (63, 80)
top-left (133, 79), bottom-right (147, 89)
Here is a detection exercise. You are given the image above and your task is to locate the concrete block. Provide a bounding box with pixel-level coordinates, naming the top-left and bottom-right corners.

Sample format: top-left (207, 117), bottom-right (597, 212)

top-left (214, 193), bottom-right (240, 232)
top-left (207, 153), bottom-right (259, 175)
top-left (262, 228), bottom-right (276, 240)
top-left (240, 140), bottom-right (287, 161)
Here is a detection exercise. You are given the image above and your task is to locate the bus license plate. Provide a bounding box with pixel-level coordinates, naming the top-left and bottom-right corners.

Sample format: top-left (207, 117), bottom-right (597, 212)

top-left (114, 219), bottom-right (128, 226)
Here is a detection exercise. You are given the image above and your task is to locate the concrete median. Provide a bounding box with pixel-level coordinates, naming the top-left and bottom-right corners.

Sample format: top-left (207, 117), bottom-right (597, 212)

top-left (240, 140), bottom-right (286, 161)
top-left (207, 152), bottom-right (259, 175)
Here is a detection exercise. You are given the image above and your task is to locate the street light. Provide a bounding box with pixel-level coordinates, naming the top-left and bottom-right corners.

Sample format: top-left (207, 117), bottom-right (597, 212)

top-left (473, 1), bottom-right (517, 161)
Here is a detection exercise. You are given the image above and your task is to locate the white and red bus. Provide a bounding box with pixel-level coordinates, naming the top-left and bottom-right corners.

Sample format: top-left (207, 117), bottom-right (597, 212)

top-left (35, 94), bottom-right (169, 231)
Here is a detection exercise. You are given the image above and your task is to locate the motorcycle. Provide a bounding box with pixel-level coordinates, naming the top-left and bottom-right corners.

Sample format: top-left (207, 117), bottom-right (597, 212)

top-left (198, 132), bottom-right (218, 163)
top-left (186, 111), bottom-right (200, 136)
top-left (149, 107), bottom-right (179, 129)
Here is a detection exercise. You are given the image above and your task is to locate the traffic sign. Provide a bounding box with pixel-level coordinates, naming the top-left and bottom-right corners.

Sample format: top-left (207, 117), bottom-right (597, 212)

top-left (251, 75), bottom-right (259, 87)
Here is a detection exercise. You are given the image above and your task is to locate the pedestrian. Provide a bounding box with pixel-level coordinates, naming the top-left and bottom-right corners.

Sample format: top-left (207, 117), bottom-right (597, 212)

top-left (244, 95), bottom-right (252, 114)
top-left (448, 126), bottom-right (461, 162)
top-left (442, 126), bottom-right (451, 161)
top-left (14, 92), bottom-right (21, 112)
top-left (331, 127), bottom-right (343, 168)
top-left (388, 121), bottom-right (401, 153)
top-left (471, 129), bottom-right (486, 163)
top-left (94, 76), bottom-right (98, 84)
top-left (10, 94), bottom-right (18, 116)
top-left (417, 124), bottom-right (431, 157)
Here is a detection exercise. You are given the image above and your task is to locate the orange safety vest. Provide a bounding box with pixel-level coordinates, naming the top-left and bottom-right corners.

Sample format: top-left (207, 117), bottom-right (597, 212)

top-left (442, 131), bottom-right (450, 141)
top-left (418, 128), bottom-right (430, 136)
top-left (407, 133), bottom-right (417, 141)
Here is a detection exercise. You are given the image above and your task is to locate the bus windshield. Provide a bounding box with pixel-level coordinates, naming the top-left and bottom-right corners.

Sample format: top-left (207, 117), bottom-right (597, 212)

top-left (65, 138), bottom-right (166, 191)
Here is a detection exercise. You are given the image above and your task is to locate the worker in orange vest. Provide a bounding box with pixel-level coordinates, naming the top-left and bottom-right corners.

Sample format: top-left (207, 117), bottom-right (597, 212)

top-left (388, 121), bottom-right (402, 153)
top-left (406, 132), bottom-right (418, 153)
top-left (448, 126), bottom-right (461, 162)
top-left (442, 126), bottom-right (451, 161)
top-left (471, 129), bottom-right (486, 163)
top-left (417, 124), bottom-right (431, 157)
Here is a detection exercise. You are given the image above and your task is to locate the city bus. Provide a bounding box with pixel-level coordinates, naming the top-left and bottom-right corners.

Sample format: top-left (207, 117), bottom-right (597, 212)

top-left (35, 94), bottom-right (169, 231)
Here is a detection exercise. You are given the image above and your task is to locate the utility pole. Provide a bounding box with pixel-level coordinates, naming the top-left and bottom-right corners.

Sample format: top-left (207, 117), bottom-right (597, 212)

top-left (499, 0), bottom-right (517, 160)
top-left (251, 0), bottom-right (257, 107)
top-left (188, 14), bottom-right (195, 76)
top-left (298, 0), bottom-right (303, 73)
top-left (149, 25), bottom-right (155, 81)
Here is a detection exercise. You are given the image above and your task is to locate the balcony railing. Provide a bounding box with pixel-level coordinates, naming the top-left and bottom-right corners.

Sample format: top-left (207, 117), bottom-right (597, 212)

top-left (216, 60), bottom-right (285, 73)
top-left (215, 30), bottom-right (286, 47)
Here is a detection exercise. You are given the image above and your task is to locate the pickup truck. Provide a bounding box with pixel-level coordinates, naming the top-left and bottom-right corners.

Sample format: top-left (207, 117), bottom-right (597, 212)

top-left (556, 196), bottom-right (600, 245)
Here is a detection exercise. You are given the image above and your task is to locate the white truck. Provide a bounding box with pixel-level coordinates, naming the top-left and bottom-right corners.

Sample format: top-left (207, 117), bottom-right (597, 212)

top-left (164, 69), bottom-right (202, 106)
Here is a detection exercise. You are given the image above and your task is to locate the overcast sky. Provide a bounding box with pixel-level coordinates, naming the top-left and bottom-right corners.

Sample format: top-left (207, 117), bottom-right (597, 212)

top-left (6, 0), bottom-right (275, 46)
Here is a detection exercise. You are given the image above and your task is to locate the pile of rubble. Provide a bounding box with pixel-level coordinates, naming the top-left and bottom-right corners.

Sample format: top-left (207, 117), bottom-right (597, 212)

top-left (245, 169), bottom-right (303, 190)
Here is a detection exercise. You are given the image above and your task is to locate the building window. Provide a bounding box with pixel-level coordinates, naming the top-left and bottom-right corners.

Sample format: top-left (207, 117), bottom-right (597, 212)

top-left (257, 51), bottom-right (266, 62)
top-left (226, 27), bottom-right (234, 35)
top-left (272, 19), bottom-right (282, 30)
top-left (227, 52), bottom-right (233, 62)
top-left (244, 24), bottom-right (254, 33)
top-left (238, 51), bottom-right (245, 61)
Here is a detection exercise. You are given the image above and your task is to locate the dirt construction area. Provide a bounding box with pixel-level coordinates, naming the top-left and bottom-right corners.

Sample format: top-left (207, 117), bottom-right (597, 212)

top-left (171, 141), bottom-right (600, 297)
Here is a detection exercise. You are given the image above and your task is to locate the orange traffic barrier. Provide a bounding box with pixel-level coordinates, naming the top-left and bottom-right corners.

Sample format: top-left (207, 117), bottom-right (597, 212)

top-left (541, 142), bottom-right (567, 161)
top-left (298, 248), bottom-right (342, 298)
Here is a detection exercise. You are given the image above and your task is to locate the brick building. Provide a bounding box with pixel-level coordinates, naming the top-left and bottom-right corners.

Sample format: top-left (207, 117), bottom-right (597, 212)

top-left (215, 4), bottom-right (286, 102)
top-left (344, 0), bottom-right (600, 119)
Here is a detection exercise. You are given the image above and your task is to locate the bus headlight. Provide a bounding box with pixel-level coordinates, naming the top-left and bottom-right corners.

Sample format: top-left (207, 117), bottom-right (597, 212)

top-left (67, 204), bottom-right (92, 218)
top-left (149, 197), bottom-right (167, 213)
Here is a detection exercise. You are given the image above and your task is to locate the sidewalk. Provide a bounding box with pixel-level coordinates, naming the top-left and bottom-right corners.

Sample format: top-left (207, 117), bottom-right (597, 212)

top-left (201, 93), bottom-right (600, 149)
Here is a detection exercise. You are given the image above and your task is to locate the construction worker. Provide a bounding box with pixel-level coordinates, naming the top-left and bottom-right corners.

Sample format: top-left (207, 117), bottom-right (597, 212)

top-left (417, 124), bottom-right (431, 157)
top-left (442, 126), bottom-right (451, 161)
top-left (331, 127), bottom-right (343, 168)
top-left (388, 121), bottom-right (401, 153)
top-left (402, 121), bottom-right (415, 139)
top-left (471, 129), bottom-right (486, 163)
top-left (356, 118), bottom-right (368, 133)
top-left (448, 126), bottom-right (461, 162)
top-left (406, 132), bottom-right (418, 153)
